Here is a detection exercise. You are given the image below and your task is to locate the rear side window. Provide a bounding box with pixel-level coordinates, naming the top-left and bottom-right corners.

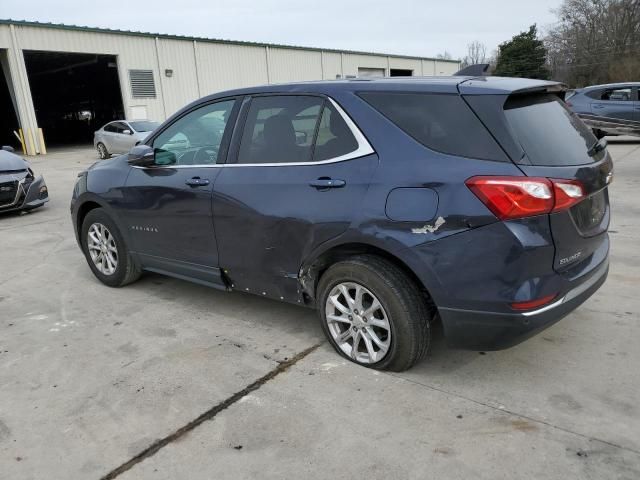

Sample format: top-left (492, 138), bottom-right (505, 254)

top-left (358, 92), bottom-right (507, 161)
top-left (314, 103), bottom-right (358, 161)
top-left (504, 94), bottom-right (596, 166)
top-left (600, 87), bottom-right (633, 101)
top-left (238, 96), bottom-right (323, 164)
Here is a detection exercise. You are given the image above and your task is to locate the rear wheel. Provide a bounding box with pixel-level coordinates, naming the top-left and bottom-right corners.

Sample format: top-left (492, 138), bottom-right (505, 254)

top-left (97, 142), bottom-right (109, 159)
top-left (317, 255), bottom-right (431, 371)
top-left (81, 208), bottom-right (141, 287)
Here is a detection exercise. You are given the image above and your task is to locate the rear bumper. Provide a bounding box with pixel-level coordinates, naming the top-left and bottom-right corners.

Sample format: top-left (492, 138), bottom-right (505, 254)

top-left (439, 258), bottom-right (609, 350)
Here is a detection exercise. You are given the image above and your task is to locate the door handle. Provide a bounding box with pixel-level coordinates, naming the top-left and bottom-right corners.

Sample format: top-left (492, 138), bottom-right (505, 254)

top-left (592, 105), bottom-right (605, 109)
top-left (309, 177), bottom-right (346, 190)
top-left (185, 177), bottom-right (210, 187)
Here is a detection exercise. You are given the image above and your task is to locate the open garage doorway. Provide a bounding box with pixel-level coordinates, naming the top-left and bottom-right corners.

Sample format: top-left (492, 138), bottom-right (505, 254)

top-left (23, 51), bottom-right (124, 146)
top-left (0, 50), bottom-right (20, 149)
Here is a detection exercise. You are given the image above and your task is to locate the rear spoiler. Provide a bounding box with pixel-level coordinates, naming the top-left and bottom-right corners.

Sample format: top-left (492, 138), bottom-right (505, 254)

top-left (454, 63), bottom-right (490, 76)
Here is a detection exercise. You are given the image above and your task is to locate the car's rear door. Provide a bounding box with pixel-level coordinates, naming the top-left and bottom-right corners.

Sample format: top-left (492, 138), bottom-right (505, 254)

top-left (590, 86), bottom-right (636, 121)
top-left (212, 94), bottom-right (377, 302)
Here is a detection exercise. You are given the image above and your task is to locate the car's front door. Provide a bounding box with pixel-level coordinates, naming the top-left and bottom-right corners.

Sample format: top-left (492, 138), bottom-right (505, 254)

top-left (213, 94), bottom-right (378, 302)
top-left (591, 86), bottom-right (636, 121)
top-left (121, 98), bottom-right (238, 286)
top-left (110, 121), bottom-right (132, 153)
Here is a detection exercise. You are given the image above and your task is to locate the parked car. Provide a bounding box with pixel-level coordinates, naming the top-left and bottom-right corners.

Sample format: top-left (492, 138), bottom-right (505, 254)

top-left (0, 146), bottom-right (48, 213)
top-left (71, 77), bottom-right (611, 371)
top-left (94, 120), bottom-right (159, 159)
top-left (566, 82), bottom-right (640, 138)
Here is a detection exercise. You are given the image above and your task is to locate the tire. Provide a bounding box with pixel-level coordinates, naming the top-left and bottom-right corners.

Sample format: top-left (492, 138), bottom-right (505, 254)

top-left (81, 208), bottom-right (141, 287)
top-left (317, 255), bottom-right (431, 371)
top-left (97, 142), bottom-right (109, 160)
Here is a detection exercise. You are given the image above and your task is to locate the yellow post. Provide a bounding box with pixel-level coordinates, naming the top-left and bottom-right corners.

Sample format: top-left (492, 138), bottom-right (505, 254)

top-left (26, 128), bottom-right (36, 155)
top-left (14, 130), bottom-right (26, 155)
top-left (37, 128), bottom-right (47, 155)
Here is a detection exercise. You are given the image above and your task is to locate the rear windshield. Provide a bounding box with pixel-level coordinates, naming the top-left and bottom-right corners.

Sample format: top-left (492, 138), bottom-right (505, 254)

top-left (359, 92), bottom-right (508, 161)
top-left (504, 94), bottom-right (597, 166)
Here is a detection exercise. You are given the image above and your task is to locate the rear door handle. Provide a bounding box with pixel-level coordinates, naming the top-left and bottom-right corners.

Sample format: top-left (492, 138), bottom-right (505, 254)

top-left (309, 178), bottom-right (346, 190)
top-left (185, 177), bottom-right (210, 187)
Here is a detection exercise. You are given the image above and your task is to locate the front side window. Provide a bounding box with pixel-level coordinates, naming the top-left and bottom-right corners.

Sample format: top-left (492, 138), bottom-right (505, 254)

top-left (152, 100), bottom-right (235, 166)
top-left (237, 96), bottom-right (324, 164)
top-left (104, 123), bottom-right (117, 133)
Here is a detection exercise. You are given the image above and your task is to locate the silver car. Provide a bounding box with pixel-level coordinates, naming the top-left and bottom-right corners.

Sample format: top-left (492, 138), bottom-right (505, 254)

top-left (94, 120), bottom-right (159, 159)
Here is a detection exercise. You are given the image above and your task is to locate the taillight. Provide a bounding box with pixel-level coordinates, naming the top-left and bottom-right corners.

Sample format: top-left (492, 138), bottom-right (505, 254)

top-left (466, 176), bottom-right (586, 220)
top-left (551, 179), bottom-right (585, 212)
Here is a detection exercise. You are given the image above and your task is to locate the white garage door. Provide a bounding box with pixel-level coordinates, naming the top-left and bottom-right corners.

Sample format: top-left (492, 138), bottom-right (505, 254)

top-left (358, 67), bottom-right (386, 78)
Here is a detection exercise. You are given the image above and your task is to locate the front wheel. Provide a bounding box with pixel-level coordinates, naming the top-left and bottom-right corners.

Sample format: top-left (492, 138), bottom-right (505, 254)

top-left (317, 255), bottom-right (432, 371)
top-left (81, 208), bottom-right (141, 287)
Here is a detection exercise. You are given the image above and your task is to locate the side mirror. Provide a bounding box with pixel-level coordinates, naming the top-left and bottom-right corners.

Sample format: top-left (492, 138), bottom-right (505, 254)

top-left (128, 145), bottom-right (155, 167)
top-left (122, 129), bottom-right (132, 135)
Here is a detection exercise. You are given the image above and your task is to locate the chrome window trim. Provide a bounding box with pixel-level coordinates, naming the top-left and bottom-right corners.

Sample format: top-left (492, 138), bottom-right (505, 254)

top-left (132, 97), bottom-right (374, 170)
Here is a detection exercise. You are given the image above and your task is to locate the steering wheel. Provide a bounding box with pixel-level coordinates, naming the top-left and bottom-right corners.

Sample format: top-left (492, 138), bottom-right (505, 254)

top-left (193, 145), bottom-right (219, 165)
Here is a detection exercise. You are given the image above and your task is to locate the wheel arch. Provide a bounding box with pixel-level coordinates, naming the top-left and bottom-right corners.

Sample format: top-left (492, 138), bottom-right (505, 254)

top-left (74, 194), bottom-right (129, 246)
top-left (299, 240), bottom-right (439, 309)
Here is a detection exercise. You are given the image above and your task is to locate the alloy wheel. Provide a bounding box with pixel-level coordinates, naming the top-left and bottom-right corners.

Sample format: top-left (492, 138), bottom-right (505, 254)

top-left (87, 222), bottom-right (118, 275)
top-left (325, 282), bottom-right (391, 364)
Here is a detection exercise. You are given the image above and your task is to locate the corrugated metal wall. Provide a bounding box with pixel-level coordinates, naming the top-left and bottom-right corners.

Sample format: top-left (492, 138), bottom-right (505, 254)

top-left (0, 22), bottom-right (459, 153)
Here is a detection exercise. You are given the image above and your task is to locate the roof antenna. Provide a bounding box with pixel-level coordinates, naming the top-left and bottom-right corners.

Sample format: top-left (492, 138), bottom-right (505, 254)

top-left (454, 63), bottom-right (490, 76)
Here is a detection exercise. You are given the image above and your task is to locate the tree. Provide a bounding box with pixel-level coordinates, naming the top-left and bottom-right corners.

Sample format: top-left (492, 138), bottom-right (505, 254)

top-left (546, 0), bottom-right (640, 86)
top-left (494, 25), bottom-right (551, 79)
top-left (461, 41), bottom-right (487, 68)
top-left (436, 51), bottom-right (453, 60)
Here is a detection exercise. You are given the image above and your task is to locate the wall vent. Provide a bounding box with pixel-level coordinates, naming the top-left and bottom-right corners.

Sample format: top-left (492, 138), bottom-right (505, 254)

top-left (129, 69), bottom-right (156, 98)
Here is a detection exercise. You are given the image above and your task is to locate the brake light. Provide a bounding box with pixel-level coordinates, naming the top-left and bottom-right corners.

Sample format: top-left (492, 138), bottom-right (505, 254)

top-left (466, 176), bottom-right (586, 220)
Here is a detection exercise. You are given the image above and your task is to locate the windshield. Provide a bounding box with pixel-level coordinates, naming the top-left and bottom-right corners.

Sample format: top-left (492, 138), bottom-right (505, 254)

top-left (504, 94), bottom-right (597, 166)
top-left (129, 121), bottom-right (159, 133)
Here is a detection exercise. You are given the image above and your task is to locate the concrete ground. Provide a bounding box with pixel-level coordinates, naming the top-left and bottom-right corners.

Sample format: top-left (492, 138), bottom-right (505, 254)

top-left (1, 140), bottom-right (639, 480)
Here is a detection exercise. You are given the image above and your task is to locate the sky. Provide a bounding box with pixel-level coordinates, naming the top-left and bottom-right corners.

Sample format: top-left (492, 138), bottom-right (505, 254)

top-left (1, 0), bottom-right (563, 59)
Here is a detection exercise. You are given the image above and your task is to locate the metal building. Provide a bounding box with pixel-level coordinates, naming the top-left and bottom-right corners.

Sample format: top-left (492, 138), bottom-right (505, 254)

top-left (0, 19), bottom-right (460, 154)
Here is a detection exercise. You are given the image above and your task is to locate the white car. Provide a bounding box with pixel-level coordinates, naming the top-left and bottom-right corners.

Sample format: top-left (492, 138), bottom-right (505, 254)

top-left (94, 120), bottom-right (159, 159)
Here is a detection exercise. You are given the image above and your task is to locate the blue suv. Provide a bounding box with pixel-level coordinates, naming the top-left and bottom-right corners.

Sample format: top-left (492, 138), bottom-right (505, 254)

top-left (71, 76), bottom-right (611, 371)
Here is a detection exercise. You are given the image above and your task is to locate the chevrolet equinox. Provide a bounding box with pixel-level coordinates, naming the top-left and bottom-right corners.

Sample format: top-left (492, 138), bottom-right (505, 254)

top-left (71, 77), bottom-right (611, 371)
